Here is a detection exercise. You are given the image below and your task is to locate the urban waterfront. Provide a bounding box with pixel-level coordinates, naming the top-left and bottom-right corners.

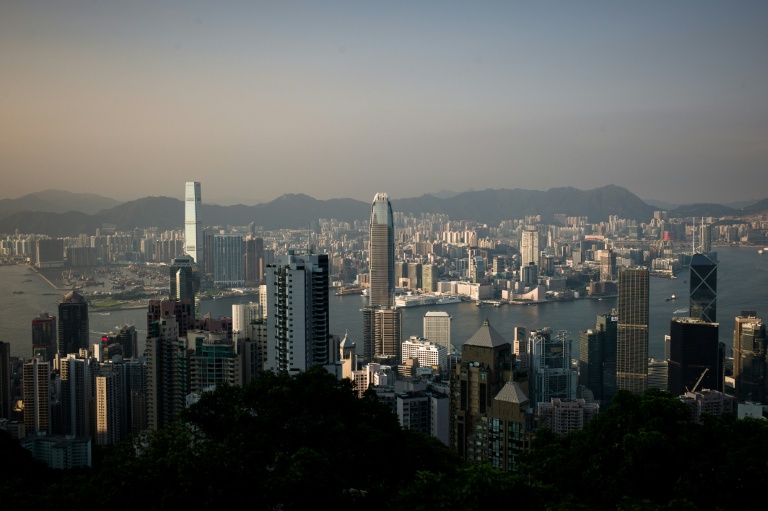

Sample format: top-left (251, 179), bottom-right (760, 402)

top-left (1, 246), bottom-right (767, 361)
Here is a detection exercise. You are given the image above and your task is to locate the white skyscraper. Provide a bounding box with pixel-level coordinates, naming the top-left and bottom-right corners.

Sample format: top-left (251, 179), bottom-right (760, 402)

top-left (520, 226), bottom-right (539, 267)
top-left (184, 182), bottom-right (203, 267)
top-left (423, 311), bottom-right (451, 353)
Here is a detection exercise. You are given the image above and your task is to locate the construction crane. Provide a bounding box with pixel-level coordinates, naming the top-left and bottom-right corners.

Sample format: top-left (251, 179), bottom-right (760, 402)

top-left (688, 367), bottom-right (709, 393)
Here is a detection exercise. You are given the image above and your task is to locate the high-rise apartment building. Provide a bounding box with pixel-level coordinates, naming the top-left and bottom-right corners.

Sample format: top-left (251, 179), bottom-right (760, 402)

top-left (265, 252), bottom-right (330, 374)
top-left (668, 317), bottom-right (723, 396)
top-left (369, 193), bottom-right (395, 308)
top-left (184, 181), bottom-right (203, 267)
top-left (32, 311), bottom-right (57, 362)
top-left (232, 302), bottom-right (261, 341)
top-left (102, 324), bottom-right (138, 360)
top-left (95, 365), bottom-right (121, 446)
top-left (401, 337), bottom-right (448, 372)
top-left (616, 267), bottom-right (649, 394)
top-left (147, 299), bottom-right (194, 340)
top-left (189, 331), bottom-right (241, 393)
top-left (60, 354), bottom-right (93, 438)
top-left (733, 311), bottom-right (767, 403)
top-left (146, 316), bottom-right (188, 431)
top-left (58, 290), bottom-right (89, 357)
top-left (690, 253), bottom-right (717, 323)
top-left (0, 342), bottom-right (10, 420)
top-left (213, 234), bottom-right (245, 286)
top-left (23, 358), bottom-right (51, 435)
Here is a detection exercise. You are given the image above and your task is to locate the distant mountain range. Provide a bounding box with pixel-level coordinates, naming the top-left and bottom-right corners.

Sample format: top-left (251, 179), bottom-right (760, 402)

top-left (0, 189), bottom-right (122, 217)
top-left (0, 187), bottom-right (766, 237)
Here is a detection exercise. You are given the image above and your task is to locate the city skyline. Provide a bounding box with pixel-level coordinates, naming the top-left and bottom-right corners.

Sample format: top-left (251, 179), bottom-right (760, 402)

top-left (2, 2), bottom-right (767, 205)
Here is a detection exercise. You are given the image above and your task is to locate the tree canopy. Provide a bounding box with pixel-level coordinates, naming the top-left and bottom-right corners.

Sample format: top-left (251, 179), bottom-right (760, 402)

top-left (3, 377), bottom-right (768, 510)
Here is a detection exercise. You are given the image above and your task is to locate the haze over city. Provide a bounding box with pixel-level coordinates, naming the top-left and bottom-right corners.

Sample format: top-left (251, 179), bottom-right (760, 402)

top-left (2, 1), bottom-right (767, 205)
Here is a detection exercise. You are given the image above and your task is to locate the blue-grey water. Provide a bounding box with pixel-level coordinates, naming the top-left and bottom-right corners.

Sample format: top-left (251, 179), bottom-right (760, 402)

top-left (1, 246), bottom-right (767, 360)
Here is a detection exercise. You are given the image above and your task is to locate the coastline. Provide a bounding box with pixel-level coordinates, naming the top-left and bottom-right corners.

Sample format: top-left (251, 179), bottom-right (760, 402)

top-left (27, 264), bottom-right (63, 291)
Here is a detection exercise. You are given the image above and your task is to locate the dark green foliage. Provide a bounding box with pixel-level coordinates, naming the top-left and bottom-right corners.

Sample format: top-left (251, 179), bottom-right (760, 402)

top-left (6, 380), bottom-right (768, 510)
top-left (82, 367), bottom-right (460, 510)
top-left (521, 389), bottom-right (768, 511)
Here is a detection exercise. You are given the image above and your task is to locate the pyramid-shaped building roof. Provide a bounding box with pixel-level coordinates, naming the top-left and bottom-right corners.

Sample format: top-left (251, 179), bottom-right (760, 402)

top-left (463, 318), bottom-right (509, 348)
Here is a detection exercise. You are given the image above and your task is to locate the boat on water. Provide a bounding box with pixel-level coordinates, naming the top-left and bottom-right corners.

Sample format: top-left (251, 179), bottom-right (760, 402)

top-left (395, 293), bottom-right (439, 308)
top-left (335, 286), bottom-right (364, 296)
top-left (665, 294), bottom-right (676, 301)
top-left (673, 308), bottom-right (687, 314)
top-left (436, 296), bottom-right (461, 305)
top-left (11, 290), bottom-right (23, 294)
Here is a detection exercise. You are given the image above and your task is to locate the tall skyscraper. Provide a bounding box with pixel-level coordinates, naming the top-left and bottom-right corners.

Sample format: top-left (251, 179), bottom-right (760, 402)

top-left (422, 264), bottom-right (437, 292)
top-left (616, 267), bottom-right (649, 394)
top-left (0, 342), bottom-right (10, 420)
top-left (690, 253), bottom-right (717, 323)
top-left (184, 181), bottom-right (203, 267)
top-left (373, 308), bottom-right (402, 361)
top-left (668, 317), bottom-right (723, 396)
top-left (146, 316), bottom-right (187, 431)
top-left (23, 358), bottom-right (51, 435)
top-left (265, 251), bottom-right (330, 374)
top-left (599, 249), bottom-right (617, 282)
top-left (451, 319), bottom-right (527, 471)
top-left (596, 312), bottom-right (618, 404)
top-left (423, 311), bottom-right (451, 353)
top-left (32, 311), bottom-right (57, 362)
top-left (369, 193), bottom-right (395, 308)
top-left (95, 365), bottom-right (121, 446)
top-left (169, 254), bottom-right (199, 318)
top-left (578, 312), bottom-right (618, 405)
top-left (60, 354), bottom-right (93, 438)
top-left (733, 311), bottom-right (767, 403)
top-left (245, 237), bottom-right (264, 285)
top-left (58, 290), bottom-right (89, 357)
top-left (520, 226), bottom-right (539, 268)
top-left (213, 234), bottom-right (245, 286)
top-left (528, 328), bottom-right (576, 407)
top-left (700, 223), bottom-right (713, 253)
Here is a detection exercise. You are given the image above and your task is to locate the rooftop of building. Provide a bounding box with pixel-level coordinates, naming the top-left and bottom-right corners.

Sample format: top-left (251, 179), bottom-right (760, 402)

top-left (494, 380), bottom-right (529, 404)
top-left (463, 319), bottom-right (509, 348)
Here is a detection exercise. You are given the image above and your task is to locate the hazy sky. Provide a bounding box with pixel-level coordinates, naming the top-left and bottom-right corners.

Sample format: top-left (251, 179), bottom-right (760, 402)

top-left (2, 1), bottom-right (767, 206)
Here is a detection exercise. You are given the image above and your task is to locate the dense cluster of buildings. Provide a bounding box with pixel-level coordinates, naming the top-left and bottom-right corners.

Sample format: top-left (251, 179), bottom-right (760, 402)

top-left (1, 181), bottom-right (767, 472)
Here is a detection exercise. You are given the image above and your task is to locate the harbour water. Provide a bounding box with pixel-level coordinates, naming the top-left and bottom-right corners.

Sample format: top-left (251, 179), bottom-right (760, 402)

top-left (1, 246), bottom-right (766, 361)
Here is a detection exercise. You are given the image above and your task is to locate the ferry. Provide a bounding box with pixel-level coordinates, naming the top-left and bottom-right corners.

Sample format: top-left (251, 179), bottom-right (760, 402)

top-left (673, 308), bottom-right (688, 314)
top-left (665, 294), bottom-right (676, 302)
top-left (335, 286), bottom-right (364, 296)
top-left (395, 294), bottom-right (439, 308)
